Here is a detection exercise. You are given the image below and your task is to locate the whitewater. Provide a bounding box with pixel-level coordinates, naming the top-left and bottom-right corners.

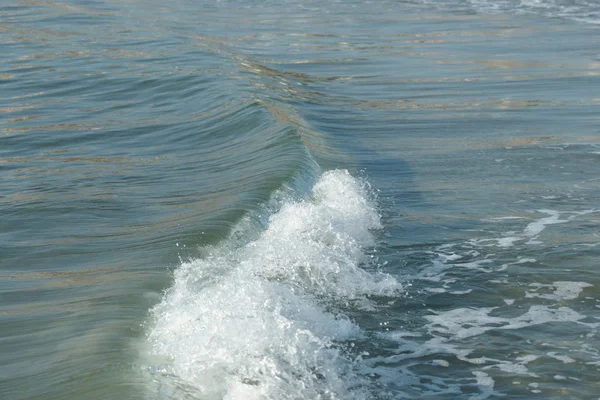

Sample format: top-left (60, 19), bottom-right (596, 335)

top-left (146, 170), bottom-right (402, 399)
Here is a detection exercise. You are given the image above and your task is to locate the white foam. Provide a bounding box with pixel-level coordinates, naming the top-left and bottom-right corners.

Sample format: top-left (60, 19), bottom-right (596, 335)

top-left (481, 354), bottom-right (539, 377)
top-left (547, 352), bottom-right (576, 364)
top-left (516, 258), bottom-right (537, 264)
top-left (456, 259), bottom-right (494, 272)
top-left (526, 281), bottom-right (593, 301)
top-left (473, 370), bottom-right (494, 388)
top-left (486, 361), bottom-right (534, 376)
top-left (145, 170), bottom-right (401, 399)
top-left (450, 289), bottom-right (473, 295)
top-left (486, 216), bottom-right (523, 221)
top-left (496, 236), bottom-right (521, 247)
top-left (426, 287), bottom-right (447, 293)
top-left (467, 209), bottom-right (599, 250)
top-left (516, 355), bottom-right (539, 364)
top-left (467, 0), bottom-right (600, 25)
top-left (471, 370), bottom-right (499, 399)
top-left (418, 303), bottom-right (592, 386)
top-left (426, 305), bottom-right (587, 340)
top-left (523, 210), bottom-right (567, 237)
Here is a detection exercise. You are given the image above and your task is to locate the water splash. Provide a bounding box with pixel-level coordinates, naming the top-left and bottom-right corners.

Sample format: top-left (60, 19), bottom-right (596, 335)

top-left (146, 170), bottom-right (402, 399)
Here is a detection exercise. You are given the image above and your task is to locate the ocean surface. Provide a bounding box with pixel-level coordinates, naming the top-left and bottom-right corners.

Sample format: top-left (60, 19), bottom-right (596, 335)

top-left (1, 0), bottom-right (600, 399)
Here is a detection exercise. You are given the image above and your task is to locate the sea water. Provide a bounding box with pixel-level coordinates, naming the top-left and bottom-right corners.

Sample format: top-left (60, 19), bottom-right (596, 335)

top-left (1, 0), bottom-right (599, 399)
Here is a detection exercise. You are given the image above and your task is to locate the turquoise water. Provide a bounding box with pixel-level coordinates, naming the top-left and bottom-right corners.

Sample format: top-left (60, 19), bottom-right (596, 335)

top-left (1, 1), bottom-right (600, 399)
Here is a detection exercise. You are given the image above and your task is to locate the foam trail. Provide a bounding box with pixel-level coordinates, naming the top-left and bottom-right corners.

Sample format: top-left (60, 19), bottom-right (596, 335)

top-left (146, 170), bottom-right (401, 399)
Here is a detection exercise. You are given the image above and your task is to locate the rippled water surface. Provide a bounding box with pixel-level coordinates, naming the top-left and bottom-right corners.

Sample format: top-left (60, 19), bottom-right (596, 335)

top-left (1, 1), bottom-right (600, 399)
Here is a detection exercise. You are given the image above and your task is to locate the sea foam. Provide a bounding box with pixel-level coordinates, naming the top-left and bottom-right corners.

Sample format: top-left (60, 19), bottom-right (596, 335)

top-left (146, 170), bottom-right (401, 399)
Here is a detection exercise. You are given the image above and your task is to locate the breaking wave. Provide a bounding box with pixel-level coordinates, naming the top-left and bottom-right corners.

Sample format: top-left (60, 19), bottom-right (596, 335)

top-left (145, 170), bottom-right (402, 399)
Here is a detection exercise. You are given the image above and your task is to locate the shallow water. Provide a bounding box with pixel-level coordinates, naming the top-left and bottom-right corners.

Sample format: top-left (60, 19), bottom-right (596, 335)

top-left (1, 0), bottom-right (599, 399)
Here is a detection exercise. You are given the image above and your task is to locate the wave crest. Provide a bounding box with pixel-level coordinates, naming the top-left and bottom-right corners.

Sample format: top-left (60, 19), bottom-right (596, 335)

top-left (146, 170), bottom-right (401, 399)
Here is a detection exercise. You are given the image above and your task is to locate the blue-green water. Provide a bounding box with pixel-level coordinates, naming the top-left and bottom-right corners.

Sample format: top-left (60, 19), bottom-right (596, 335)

top-left (1, 1), bottom-right (600, 399)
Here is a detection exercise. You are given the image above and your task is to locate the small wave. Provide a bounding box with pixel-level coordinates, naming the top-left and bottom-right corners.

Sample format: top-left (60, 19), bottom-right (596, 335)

top-left (478, 0), bottom-right (600, 24)
top-left (417, 0), bottom-right (600, 25)
top-left (145, 170), bottom-right (402, 399)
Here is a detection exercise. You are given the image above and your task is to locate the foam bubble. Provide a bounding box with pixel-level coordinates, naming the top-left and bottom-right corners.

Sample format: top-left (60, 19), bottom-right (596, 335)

top-left (469, 209), bottom-right (600, 251)
top-left (526, 281), bottom-right (593, 301)
top-left (523, 210), bottom-right (567, 237)
top-left (425, 305), bottom-right (587, 341)
top-left (432, 359), bottom-right (450, 367)
top-left (547, 352), bottom-right (576, 364)
top-left (473, 370), bottom-right (494, 388)
top-left (145, 170), bottom-right (401, 399)
top-left (466, 0), bottom-right (600, 25)
top-left (496, 236), bottom-right (521, 247)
